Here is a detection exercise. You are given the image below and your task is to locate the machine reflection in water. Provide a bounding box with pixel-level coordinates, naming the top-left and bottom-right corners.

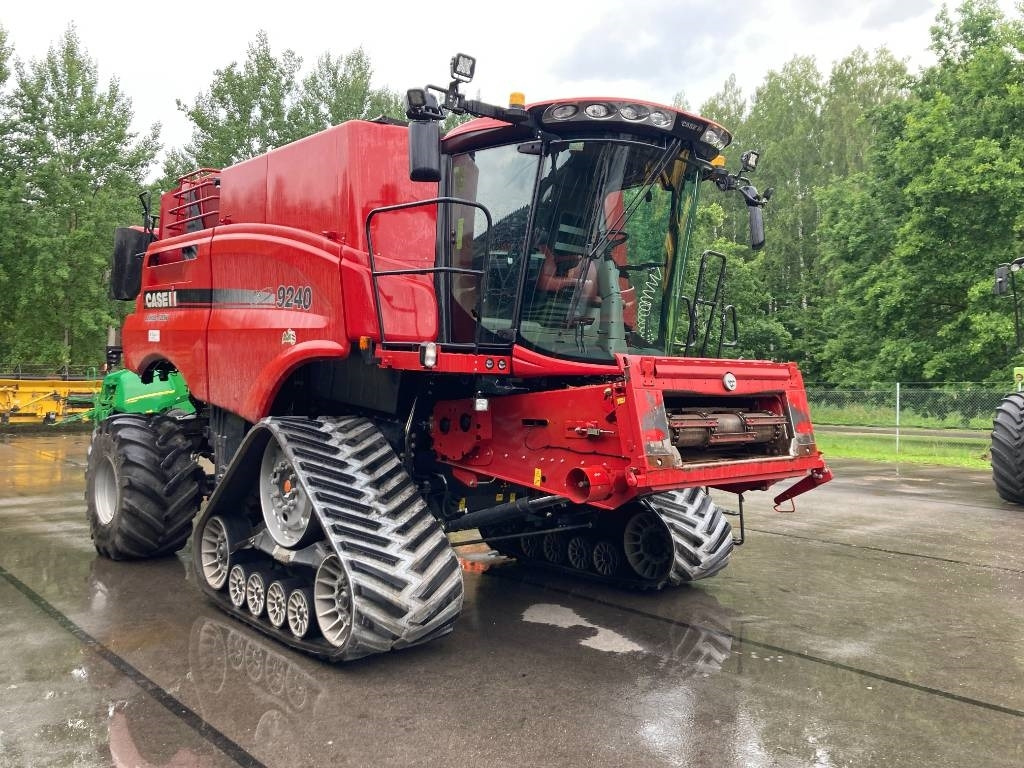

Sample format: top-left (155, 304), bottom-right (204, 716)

top-left (188, 617), bottom-right (327, 755)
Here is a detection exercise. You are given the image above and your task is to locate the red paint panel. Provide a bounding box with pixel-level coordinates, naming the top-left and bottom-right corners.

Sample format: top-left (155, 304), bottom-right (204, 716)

top-left (205, 226), bottom-right (346, 421)
top-left (432, 351), bottom-right (829, 508)
top-left (218, 154), bottom-right (267, 227)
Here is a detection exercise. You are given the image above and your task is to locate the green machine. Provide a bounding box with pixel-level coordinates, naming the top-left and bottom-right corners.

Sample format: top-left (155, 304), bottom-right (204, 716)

top-left (92, 368), bottom-right (194, 421)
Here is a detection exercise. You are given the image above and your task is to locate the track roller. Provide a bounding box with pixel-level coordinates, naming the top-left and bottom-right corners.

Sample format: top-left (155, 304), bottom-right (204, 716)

top-left (286, 587), bottom-right (315, 639)
top-left (566, 535), bottom-right (592, 572)
top-left (267, 579), bottom-right (302, 629)
top-left (227, 565), bottom-right (248, 609)
top-left (592, 540), bottom-right (621, 577)
top-left (246, 569), bottom-right (274, 618)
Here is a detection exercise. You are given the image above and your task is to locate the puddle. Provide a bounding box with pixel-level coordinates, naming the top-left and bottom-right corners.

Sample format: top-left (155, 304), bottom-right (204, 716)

top-left (522, 603), bottom-right (644, 654)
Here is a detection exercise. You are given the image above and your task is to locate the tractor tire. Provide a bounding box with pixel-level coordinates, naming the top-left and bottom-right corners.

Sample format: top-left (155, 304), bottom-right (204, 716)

top-left (991, 393), bottom-right (1024, 504)
top-left (85, 413), bottom-right (203, 559)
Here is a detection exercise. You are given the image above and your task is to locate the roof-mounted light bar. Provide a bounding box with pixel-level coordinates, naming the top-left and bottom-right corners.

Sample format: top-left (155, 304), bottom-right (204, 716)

top-left (542, 101), bottom-right (680, 135)
top-left (546, 101), bottom-right (675, 129)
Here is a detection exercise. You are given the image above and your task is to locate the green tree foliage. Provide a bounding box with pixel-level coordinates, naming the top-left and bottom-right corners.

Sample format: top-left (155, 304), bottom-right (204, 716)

top-left (817, 0), bottom-right (1024, 384)
top-left (168, 32), bottom-right (404, 177)
top-left (0, 27), bottom-right (158, 367)
top-left (0, 25), bottom-right (17, 344)
top-left (693, 47), bottom-right (911, 379)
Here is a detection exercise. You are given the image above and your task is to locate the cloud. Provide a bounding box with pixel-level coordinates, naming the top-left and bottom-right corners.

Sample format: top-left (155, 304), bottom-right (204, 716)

top-left (552, 0), bottom-right (743, 94)
top-left (862, 0), bottom-right (935, 29)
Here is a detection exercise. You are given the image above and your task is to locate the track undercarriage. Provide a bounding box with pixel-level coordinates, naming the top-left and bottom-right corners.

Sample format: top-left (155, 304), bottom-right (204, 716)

top-left (193, 416), bottom-right (464, 662)
top-left (477, 487), bottom-right (734, 590)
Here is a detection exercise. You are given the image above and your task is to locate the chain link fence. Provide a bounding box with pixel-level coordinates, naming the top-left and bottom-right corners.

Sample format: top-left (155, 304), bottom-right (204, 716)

top-left (806, 383), bottom-right (1007, 460)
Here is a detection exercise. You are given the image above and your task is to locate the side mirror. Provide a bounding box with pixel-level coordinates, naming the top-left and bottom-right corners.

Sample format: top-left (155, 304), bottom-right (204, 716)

top-left (110, 227), bottom-right (152, 300)
top-left (748, 206), bottom-right (765, 251)
top-left (408, 120), bottom-right (441, 183)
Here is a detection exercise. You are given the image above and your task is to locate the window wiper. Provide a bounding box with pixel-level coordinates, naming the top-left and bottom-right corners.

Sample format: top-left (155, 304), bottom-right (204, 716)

top-left (563, 140), bottom-right (682, 326)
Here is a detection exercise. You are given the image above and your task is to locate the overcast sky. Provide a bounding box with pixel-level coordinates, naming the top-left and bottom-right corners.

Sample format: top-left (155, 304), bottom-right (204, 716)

top-left (2, 0), bottom-right (1020, 161)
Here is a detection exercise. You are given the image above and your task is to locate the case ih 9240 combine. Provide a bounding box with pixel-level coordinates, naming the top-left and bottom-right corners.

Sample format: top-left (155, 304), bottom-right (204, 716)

top-left (86, 55), bottom-right (831, 661)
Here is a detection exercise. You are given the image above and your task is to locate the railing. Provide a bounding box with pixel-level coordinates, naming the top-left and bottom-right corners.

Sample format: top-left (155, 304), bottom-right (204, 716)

top-left (364, 197), bottom-right (492, 351)
top-left (166, 169), bottom-right (221, 235)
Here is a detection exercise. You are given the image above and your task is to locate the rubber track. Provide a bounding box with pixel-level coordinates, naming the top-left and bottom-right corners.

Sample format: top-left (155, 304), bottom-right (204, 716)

top-left (198, 416), bottom-right (464, 661)
top-left (991, 393), bottom-right (1024, 504)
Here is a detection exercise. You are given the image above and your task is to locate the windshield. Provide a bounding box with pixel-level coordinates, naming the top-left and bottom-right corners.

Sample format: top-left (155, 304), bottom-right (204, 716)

top-left (448, 137), bottom-right (701, 363)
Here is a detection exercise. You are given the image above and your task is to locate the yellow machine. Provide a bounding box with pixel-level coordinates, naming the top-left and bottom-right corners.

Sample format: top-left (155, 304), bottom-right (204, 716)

top-left (0, 375), bottom-right (102, 425)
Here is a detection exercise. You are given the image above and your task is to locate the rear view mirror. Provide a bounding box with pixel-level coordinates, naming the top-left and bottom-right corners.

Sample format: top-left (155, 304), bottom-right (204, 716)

top-left (748, 206), bottom-right (765, 251)
top-left (110, 227), bottom-right (153, 300)
top-left (408, 120), bottom-right (442, 182)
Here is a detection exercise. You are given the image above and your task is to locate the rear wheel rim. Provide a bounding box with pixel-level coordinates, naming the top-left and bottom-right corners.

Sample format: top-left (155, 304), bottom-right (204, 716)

top-left (314, 555), bottom-right (352, 648)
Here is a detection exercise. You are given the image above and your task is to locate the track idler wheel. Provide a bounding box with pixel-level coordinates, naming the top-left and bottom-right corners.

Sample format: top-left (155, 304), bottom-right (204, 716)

top-left (198, 515), bottom-right (252, 592)
top-left (623, 511), bottom-right (674, 581)
top-left (313, 555), bottom-right (353, 648)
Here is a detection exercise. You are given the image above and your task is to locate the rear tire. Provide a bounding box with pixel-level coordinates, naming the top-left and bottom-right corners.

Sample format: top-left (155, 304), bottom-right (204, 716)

top-left (992, 393), bottom-right (1024, 504)
top-left (85, 413), bottom-right (203, 559)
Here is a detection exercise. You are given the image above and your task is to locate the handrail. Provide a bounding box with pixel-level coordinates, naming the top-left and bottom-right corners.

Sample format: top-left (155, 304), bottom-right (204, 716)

top-left (365, 197), bottom-right (493, 351)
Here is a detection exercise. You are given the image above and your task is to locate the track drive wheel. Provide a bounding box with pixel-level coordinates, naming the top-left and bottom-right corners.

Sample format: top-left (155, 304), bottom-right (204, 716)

top-left (85, 413), bottom-right (203, 559)
top-left (991, 393), bottom-right (1024, 504)
top-left (259, 439), bottom-right (320, 547)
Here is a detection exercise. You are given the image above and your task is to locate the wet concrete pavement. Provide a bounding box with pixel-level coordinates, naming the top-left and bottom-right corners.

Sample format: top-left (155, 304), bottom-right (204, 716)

top-left (0, 432), bottom-right (1021, 767)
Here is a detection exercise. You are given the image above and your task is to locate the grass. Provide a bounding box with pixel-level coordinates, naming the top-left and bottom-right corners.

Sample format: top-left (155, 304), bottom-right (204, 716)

top-left (816, 432), bottom-right (991, 470)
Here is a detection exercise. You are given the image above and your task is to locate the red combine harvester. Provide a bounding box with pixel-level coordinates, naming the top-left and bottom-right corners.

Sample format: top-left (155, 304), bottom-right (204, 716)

top-left (88, 55), bottom-right (831, 661)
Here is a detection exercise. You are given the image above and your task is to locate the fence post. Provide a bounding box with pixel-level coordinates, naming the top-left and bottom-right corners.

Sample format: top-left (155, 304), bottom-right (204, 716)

top-left (895, 382), bottom-right (901, 455)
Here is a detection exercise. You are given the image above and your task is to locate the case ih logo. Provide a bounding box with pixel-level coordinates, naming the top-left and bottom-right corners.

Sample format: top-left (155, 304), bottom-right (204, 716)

top-left (144, 290), bottom-right (178, 308)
